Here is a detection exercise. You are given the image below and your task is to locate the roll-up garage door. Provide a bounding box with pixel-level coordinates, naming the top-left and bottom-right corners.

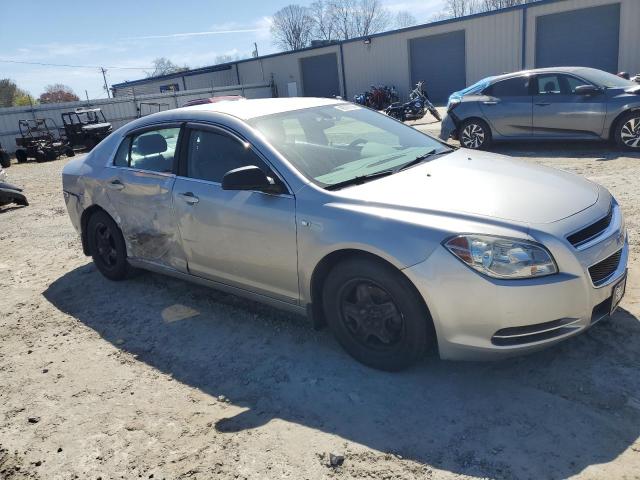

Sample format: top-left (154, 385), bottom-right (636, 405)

top-left (300, 53), bottom-right (341, 98)
top-left (535, 4), bottom-right (620, 73)
top-left (409, 30), bottom-right (466, 104)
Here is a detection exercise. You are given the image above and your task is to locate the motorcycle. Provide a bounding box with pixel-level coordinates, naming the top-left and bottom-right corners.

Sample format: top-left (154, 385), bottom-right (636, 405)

top-left (384, 81), bottom-right (441, 122)
top-left (0, 167), bottom-right (28, 208)
top-left (353, 85), bottom-right (399, 110)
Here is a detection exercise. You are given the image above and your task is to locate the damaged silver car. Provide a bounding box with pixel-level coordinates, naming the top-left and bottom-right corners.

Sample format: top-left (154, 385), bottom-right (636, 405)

top-left (62, 98), bottom-right (628, 370)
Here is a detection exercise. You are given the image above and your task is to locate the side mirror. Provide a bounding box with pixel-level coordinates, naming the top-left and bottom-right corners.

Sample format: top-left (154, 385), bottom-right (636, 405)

top-left (575, 85), bottom-right (600, 96)
top-left (221, 165), bottom-right (283, 194)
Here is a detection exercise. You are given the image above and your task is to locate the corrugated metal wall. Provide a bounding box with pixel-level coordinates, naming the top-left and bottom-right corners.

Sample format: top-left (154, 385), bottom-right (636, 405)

top-left (525, 0), bottom-right (640, 74)
top-left (0, 83), bottom-right (272, 153)
top-left (341, 8), bottom-right (522, 101)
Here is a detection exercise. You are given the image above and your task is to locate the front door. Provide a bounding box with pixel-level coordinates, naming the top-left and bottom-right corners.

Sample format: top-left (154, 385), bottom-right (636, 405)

top-left (172, 124), bottom-right (299, 303)
top-left (105, 125), bottom-right (186, 271)
top-left (479, 76), bottom-right (533, 138)
top-left (532, 73), bottom-right (606, 138)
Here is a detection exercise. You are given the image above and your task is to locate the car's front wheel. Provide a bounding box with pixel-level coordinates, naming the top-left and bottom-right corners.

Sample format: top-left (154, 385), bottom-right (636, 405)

top-left (87, 210), bottom-right (131, 281)
top-left (615, 111), bottom-right (640, 150)
top-left (322, 257), bottom-right (433, 371)
top-left (459, 119), bottom-right (492, 150)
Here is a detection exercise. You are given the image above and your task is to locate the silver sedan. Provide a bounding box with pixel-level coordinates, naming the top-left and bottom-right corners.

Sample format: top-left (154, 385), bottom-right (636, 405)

top-left (62, 98), bottom-right (628, 370)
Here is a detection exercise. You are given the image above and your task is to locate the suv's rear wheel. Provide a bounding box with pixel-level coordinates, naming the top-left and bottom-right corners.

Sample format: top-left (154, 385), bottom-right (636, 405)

top-left (87, 210), bottom-right (131, 281)
top-left (459, 119), bottom-right (492, 150)
top-left (615, 111), bottom-right (640, 150)
top-left (322, 258), bottom-right (433, 371)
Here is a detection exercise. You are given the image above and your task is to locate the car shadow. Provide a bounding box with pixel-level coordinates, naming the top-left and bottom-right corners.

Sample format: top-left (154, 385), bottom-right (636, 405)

top-left (44, 265), bottom-right (640, 479)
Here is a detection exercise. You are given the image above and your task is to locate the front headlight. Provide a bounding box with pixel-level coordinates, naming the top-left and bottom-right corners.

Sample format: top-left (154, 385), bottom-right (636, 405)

top-left (444, 234), bottom-right (557, 279)
top-left (447, 97), bottom-right (461, 111)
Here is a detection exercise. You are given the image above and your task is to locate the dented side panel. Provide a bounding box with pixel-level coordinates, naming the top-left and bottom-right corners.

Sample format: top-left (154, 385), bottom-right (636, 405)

top-left (102, 167), bottom-right (187, 272)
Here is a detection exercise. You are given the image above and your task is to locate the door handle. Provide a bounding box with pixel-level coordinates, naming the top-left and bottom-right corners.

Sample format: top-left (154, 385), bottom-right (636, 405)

top-left (483, 101), bottom-right (498, 105)
top-left (107, 179), bottom-right (124, 191)
top-left (535, 102), bottom-right (551, 106)
top-left (178, 192), bottom-right (199, 205)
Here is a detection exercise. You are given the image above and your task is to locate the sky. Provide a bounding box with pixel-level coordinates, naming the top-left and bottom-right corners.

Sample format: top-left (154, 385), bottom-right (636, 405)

top-left (0, 0), bottom-right (445, 99)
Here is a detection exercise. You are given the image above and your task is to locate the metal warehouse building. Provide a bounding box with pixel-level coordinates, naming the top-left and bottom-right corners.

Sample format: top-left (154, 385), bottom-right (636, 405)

top-left (112, 0), bottom-right (640, 104)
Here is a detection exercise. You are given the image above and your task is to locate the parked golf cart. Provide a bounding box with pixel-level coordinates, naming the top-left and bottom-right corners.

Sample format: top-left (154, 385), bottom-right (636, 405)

top-left (14, 118), bottom-right (74, 164)
top-left (0, 143), bottom-right (10, 168)
top-left (61, 108), bottom-right (112, 151)
top-left (0, 166), bottom-right (28, 208)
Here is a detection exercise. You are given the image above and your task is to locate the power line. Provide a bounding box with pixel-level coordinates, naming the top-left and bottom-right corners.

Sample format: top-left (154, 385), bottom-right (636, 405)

top-left (0, 59), bottom-right (150, 70)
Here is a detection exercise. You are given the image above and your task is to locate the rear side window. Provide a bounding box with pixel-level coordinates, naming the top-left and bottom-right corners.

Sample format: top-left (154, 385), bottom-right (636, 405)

top-left (186, 129), bottom-right (269, 183)
top-left (485, 77), bottom-right (530, 97)
top-left (113, 127), bottom-right (180, 173)
top-left (113, 138), bottom-right (130, 167)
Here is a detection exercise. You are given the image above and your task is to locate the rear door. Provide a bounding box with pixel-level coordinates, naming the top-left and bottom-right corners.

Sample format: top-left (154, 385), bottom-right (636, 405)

top-left (532, 73), bottom-right (606, 138)
top-left (105, 125), bottom-right (187, 271)
top-left (479, 76), bottom-right (533, 138)
top-left (172, 124), bottom-right (299, 303)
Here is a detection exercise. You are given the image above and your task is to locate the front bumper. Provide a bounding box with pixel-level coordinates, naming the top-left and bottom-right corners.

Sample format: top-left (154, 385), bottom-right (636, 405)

top-left (403, 228), bottom-right (629, 361)
top-left (439, 113), bottom-right (459, 141)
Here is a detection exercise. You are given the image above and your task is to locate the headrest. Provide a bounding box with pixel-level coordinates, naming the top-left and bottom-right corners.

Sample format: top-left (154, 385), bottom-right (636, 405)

top-left (136, 133), bottom-right (167, 155)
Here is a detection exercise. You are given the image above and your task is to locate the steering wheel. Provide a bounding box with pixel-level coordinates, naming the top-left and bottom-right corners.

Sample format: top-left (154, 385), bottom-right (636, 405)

top-left (348, 138), bottom-right (368, 149)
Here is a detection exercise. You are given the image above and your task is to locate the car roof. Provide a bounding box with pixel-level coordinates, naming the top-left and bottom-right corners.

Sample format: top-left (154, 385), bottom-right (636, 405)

top-left (488, 66), bottom-right (600, 83)
top-left (177, 97), bottom-right (344, 120)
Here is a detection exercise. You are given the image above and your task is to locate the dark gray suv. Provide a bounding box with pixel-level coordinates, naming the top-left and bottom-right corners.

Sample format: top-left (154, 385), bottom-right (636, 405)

top-left (440, 67), bottom-right (640, 150)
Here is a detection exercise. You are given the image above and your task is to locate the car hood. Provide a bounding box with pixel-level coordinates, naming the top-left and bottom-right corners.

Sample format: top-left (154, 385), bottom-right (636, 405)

top-left (334, 149), bottom-right (599, 224)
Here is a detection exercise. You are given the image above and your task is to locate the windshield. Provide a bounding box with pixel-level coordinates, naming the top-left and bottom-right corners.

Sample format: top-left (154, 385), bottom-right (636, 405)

top-left (580, 68), bottom-right (634, 88)
top-left (249, 104), bottom-right (451, 188)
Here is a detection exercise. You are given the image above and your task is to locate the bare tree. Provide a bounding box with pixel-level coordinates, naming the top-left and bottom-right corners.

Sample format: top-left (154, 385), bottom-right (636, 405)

top-left (480, 0), bottom-right (537, 10)
top-left (326, 0), bottom-right (391, 40)
top-left (394, 10), bottom-right (418, 29)
top-left (271, 4), bottom-right (314, 50)
top-left (145, 57), bottom-right (189, 78)
top-left (442, 0), bottom-right (481, 18)
top-left (309, 0), bottom-right (336, 41)
top-left (437, 0), bottom-right (538, 19)
top-left (39, 84), bottom-right (80, 104)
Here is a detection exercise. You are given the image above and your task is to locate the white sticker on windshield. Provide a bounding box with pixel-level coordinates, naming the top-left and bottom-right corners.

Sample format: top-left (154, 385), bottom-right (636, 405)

top-left (334, 104), bottom-right (361, 112)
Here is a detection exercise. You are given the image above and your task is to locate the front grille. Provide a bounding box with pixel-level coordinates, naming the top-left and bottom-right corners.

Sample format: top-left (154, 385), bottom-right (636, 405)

top-left (588, 249), bottom-right (622, 286)
top-left (567, 208), bottom-right (613, 248)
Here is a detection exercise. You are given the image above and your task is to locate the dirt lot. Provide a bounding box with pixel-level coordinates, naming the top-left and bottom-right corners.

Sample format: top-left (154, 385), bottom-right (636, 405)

top-left (1, 132), bottom-right (640, 479)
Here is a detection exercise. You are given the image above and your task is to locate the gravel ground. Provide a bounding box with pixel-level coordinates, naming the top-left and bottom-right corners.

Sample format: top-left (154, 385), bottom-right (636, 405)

top-left (1, 129), bottom-right (640, 480)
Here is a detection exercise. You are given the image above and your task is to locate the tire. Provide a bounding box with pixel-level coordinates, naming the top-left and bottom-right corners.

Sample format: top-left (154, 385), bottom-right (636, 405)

top-left (614, 111), bottom-right (640, 150)
top-left (322, 257), bottom-right (433, 371)
top-left (87, 210), bottom-right (131, 281)
top-left (65, 147), bottom-right (75, 157)
top-left (35, 150), bottom-right (46, 163)
top-left (428, 105), bottom-right (442, 122)
top-left (15, 149), bottom-right (27, 164)
top-left (459, 118), bottom-right (492, 150)
top-left (0, 151), bottom-right (10, 168)
top-left (45, 149), bottom-right (58, 161)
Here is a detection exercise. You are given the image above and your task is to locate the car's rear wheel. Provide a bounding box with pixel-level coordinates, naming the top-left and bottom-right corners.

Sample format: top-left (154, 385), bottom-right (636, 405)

top-left (87, 210), bottom-right (131, 281)
top-left (322, 257), bottom-right (433, 371)
top-left (615, 111), bottom-right (640, 150)
top-left (459, 119), bottom-right (492, 150)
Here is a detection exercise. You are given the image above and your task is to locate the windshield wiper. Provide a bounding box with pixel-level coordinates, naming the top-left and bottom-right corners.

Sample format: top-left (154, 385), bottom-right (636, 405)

top-left (395, 149), bottom-right (439, 172)
top-left (325, 169), bottom-right (395, 190)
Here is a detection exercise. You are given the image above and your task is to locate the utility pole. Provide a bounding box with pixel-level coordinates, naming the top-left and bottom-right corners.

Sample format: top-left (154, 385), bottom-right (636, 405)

top-left (100, 67), bottom-right (110, 98)
top-left (253, 42), bottom-right (265, 82)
